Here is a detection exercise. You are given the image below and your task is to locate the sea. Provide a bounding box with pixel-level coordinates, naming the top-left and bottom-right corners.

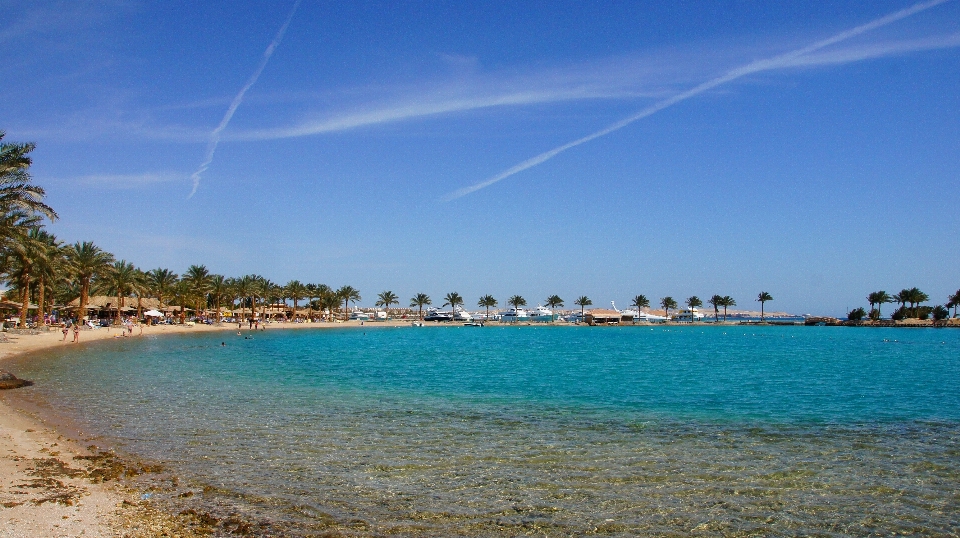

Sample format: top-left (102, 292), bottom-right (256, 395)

top-left (7, 325), bottom-right (960, 536)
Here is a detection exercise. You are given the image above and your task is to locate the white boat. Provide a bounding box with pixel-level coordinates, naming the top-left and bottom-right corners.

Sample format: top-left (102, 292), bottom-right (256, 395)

top-left (410, 321), bottom-right (424, 327)
top-left (530, 305), bottom-right (554, 322)
top-left (452, 308), bottom-right (473, 322)
top-left (349, 311), bottom-right (370, 321)
top-left (424, 308), bottom-right (453, 322)
top-left (500, 307), bottom-right (530, 323)
top-left (672, 308), bottom-right (704, 322)
top-left (612, 301), bottom-right (668, 323)
top-left (562, 311), bottom-right (584, 323)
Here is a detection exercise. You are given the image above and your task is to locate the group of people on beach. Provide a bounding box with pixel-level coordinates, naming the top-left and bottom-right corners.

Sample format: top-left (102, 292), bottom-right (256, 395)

top-left (59, 318), bottom-right (142, 343)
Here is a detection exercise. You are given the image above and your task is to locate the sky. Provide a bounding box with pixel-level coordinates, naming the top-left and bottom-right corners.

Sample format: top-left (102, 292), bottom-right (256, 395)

top-left (2, 0), bottom-right (959, 315)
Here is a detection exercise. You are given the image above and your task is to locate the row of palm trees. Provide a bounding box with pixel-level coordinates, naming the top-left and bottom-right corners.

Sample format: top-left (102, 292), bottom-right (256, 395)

top-left (861, 288), bottom-right (960, 321)
top-left (398, 291), bottom-right (772, 322)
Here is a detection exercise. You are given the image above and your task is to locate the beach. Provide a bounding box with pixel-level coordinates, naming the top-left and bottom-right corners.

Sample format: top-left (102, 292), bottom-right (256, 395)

top-left (1, 324), bottom-right (221, 536)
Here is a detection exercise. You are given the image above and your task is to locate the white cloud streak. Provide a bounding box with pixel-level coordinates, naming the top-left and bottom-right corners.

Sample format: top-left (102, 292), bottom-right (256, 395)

top-left (187, 0), bottom-right (301, 198)
top-left (442, 0), bottom-right (956, 202)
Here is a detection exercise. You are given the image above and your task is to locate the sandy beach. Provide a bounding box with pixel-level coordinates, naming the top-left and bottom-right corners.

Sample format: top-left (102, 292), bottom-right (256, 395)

top-left (0, 323), bottom-right (233, 536)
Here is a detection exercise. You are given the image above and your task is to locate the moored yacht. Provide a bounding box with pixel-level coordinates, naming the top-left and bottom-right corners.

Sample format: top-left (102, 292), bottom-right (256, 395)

top-left (500, 307), bottom-right (530, 323)
top-left (348, 311), bottom-right (370, 321)
top-left (530, 305), bottom-right (554, 322)
top-left (423, 308), bottom-right (453, 322)
top-left (612, 301), bottom-right (668, 323)
top-left (672, 308), bottom-right (704, 322)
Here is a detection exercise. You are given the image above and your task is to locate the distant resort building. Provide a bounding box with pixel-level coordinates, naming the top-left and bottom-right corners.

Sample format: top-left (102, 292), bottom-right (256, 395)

top-left (585, 309), bottom-right (630, 325)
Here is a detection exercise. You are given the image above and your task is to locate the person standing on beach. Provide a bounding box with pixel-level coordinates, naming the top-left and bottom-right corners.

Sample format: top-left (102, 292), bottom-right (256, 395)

top-left (72, 324), bottom-right (80, 343)
top-left (61, 323), bottom-right (69, 341)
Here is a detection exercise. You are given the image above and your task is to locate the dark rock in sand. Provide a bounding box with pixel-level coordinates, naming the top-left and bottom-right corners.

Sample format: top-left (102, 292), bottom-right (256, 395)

top-left (0, 370), bottom-right (33, 389)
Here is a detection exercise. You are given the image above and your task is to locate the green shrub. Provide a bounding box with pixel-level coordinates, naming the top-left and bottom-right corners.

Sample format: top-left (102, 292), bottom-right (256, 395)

top-left (847, 307), bottom-right (866, 321)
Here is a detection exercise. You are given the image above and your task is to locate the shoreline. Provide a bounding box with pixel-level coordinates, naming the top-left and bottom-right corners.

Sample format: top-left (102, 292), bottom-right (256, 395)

top-left (0, 323), bottom-right (243, 536)
top-left (0, 321), bottom-right (363, 537)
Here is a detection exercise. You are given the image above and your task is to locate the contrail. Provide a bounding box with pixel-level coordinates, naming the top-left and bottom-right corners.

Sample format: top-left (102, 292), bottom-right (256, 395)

top-left (188, 0), bottom-right (301, 198)
top-left (442, 0), bottom-right (953, 202)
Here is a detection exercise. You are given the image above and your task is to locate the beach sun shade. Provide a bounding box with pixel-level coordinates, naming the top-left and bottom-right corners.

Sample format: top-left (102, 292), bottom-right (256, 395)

top-left (144, 310), bottom-right (164, 317)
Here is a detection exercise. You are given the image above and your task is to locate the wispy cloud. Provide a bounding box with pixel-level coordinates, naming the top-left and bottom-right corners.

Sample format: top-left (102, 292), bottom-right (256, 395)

top-left (188, 0), bottom-right (301, 198)
top-left (442, 0), bottom-right (958, 201)
top-left (221, 54), bottom-right (699, 142)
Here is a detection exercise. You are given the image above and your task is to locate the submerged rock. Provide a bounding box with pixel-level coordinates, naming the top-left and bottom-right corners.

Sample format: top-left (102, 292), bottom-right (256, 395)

top-left (0, 370), bottom-right (32, 389)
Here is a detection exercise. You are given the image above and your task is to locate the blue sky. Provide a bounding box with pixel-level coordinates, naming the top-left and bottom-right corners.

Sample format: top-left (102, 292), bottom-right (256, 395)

top-left (3, 0), bottom-right (959, 315)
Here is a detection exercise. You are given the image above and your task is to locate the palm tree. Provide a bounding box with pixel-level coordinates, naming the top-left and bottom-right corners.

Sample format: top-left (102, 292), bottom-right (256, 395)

top-left (66, 241), bottom-right (115, 321)
top-left (304, 283), bottom-right (318, 320)
top-left (376, 290), bottom-right (399, 318)
top-left (757, 291), bottom-right (773, 321)
top-left (32, 230), bottom-right (65, 323)
top-left (507, 295), bottom-right (527, 318)
top-left (105, 260), bottom-right (137, 324)
top-left (574, 296), bottom-right (592, 318)
top-left (146, 268), bottom-right (179, 310)
top-left (104, 260), bottom-right (137, 325)
top-left (172, 279), bottom-right (191, 323)
top-left (443, 292), bottom-right (465, 319)
top-left (948, 290), bottom-right (960, 318)
top-left (184, 265), bottom-right (212, 319)
top-left (686, 296), bottom-right (702, 311)
top-left (720, 296), bottom-right (736, 321)
top-left (248, 275), bottom-right (266, 320)
top-left (545, 295), bottom-right (564, 321)
top-left (660, 297), bottom-right (677, 319)
top-left (259, 278), bottom-right (279, 320)
top-left (129, 268), bottom-right (149, 320)
top-left (867, 291), bottom-right (891, 320)
top-left (708, 295), bottom-right (723, 321)
top-left (208, 275), bottom-right (228, 322)
top-left (907, 287), bottom-right (929, 315)
top-left (477, 294), bottom-right (497, 321)
top-left (233, 275), bottom-right (254, 321)
top-left (630, 295), bottom-right (650, 324)
top-left (3, 226), bottom-right (50, 325)
top-left (319, 287), bottom-right (339, 320)
top-left (314, 284), bottom-right (332, 320)
top-left (336, 285), bottom-right (361, 320)
top-left (0, 131), bottom-right (57, 223)
top-left (286, 280), bottom-right (307, 321)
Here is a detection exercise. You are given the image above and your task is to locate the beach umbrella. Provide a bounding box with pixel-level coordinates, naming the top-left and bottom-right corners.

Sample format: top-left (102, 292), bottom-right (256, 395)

top-left (144, 309), bottom-right (163, 317)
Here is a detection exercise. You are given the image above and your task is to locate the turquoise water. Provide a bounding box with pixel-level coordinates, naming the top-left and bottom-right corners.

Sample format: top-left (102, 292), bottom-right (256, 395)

top-left (8, 326), bottom-right (960, 536)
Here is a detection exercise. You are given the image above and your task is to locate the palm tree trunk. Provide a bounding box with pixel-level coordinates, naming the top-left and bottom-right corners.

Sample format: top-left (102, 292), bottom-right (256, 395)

top-left (79, 281), bottom-right (89, 322)
top-left (19, 277), bottom-right (30, 327)
top-left (37, 276), bottom-right (46, 323)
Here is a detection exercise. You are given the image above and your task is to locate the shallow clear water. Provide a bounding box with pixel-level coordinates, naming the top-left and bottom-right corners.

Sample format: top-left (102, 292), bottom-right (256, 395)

top-left (9, 326), bottom-right (960, 536)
